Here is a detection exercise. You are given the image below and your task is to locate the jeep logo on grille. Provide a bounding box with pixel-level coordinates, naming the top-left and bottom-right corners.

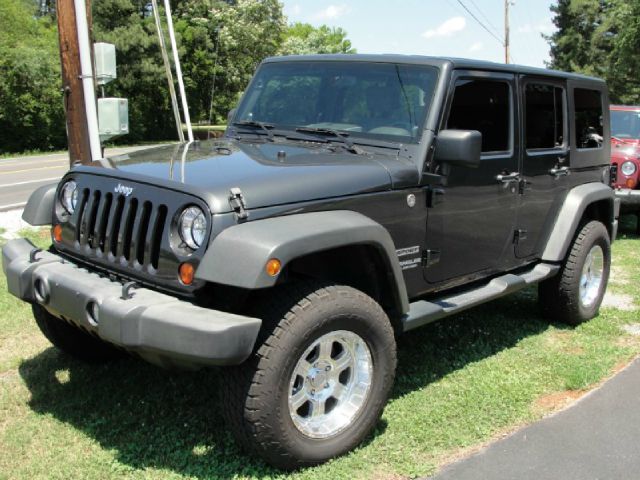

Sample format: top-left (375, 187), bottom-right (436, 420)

top-left (114, 183), bottom-right (133, 197)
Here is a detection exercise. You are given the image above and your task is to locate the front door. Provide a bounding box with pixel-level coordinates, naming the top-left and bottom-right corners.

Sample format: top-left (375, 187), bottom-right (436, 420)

top-left (516, 77), bottom-right (569, 259)
top-left (424, 71), bottom-right (520, 287)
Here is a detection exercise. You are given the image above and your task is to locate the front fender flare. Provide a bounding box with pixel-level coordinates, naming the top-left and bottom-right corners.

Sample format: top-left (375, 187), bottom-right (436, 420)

top-left (542, 182), bottom-right (615, 262)
top-left (196, 210), bottom-right (410, 314)
top-left (22, 183), bottom-right (57, 226)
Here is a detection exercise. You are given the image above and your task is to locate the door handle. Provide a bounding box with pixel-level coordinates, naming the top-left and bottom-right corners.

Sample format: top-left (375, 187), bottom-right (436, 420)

top-left (496, 172), bottom-right (520, 182)
top-left (549, 166), bottom-right (570, 177)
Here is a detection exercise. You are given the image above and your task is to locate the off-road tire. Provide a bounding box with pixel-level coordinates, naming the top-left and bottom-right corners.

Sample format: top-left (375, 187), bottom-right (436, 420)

top-left (221, 282), bottom-right (396, 470)
top-left (538, 220), bottom-right (611, 325)
top-left (32, 304), bottom-right (123, 362)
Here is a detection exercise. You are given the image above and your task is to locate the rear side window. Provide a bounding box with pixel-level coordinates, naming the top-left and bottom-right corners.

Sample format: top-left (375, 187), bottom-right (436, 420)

top-left (574, 88), bottom-right (604, 149)
top-left (525, 83), bottom-right (565, 149)
top-left (447, 79), bottom-right (511, 153)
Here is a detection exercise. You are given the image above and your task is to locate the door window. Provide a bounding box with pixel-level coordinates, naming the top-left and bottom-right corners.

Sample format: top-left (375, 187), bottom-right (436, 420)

top-left (574, 88), bottom-right (604, 149)
top-left (447, 79), bottom-right (511, 153)
top-left (525, 83), bottom-right (565, 150)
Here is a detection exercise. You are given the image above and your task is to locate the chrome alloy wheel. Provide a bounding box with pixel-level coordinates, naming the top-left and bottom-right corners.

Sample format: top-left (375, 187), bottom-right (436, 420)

top-left (579, 245), bottom-right (604, 308)
top-left (288, 330), bottom-right (373, 439)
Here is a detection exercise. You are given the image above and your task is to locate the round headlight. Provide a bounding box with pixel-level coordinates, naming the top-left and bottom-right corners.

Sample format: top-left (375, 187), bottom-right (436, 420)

top-left (179, 206), bottom-right (207, 250)
top-left (621, 161), bottom-right (637, 177)
top-left (60, 180), bottom-right (78, 214)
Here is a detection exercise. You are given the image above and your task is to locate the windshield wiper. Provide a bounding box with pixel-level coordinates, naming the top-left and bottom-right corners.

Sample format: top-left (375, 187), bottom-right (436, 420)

top-left (232, 121), bottom-right (275, 141)
top-left (294, 127), bottom-right (365, 154)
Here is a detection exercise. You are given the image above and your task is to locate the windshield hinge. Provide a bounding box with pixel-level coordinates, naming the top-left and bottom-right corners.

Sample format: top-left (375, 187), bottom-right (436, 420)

top-left (229, 187), bottom-right (249, 220)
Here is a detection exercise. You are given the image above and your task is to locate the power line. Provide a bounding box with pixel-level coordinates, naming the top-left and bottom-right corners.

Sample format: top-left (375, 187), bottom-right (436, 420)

top-left (467, 0), bottom-right (502, 38)
top-left (456, 0), bottom-right (505, 46)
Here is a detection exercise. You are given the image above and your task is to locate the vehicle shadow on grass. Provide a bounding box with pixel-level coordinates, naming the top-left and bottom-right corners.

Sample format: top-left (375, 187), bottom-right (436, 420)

top-left (618, 213), bottom-right (640, 238)
top-left (17, 284), bottom-right (561, 478)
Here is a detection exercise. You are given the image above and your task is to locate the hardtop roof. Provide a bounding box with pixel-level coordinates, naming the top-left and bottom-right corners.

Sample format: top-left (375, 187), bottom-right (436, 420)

top-left (263, 54), bottom-right (605, 85)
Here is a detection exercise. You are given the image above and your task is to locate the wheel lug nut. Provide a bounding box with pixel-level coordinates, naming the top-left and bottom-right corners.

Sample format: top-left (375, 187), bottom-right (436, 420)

top-left (325, 383), bottom-right (329, 388)
top-left (325, 365), bottom-right (331, 371)
top-left (311, 389), bottom-right (315, 395)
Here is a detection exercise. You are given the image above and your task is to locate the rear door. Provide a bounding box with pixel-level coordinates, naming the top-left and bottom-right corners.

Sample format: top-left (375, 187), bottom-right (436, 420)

top-left (516, 77), bottom-right (569, 259)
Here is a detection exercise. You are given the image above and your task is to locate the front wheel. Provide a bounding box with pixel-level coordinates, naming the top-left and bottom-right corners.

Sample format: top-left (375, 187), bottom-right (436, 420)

top-left (539, 220), bottom-right (611, 325)
top-left (221, 283), bottom-right (396, 470)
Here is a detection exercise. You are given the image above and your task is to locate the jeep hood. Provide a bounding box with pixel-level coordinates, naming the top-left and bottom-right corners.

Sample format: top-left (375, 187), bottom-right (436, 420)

top-left (81, 139), bottom-right (419, 213)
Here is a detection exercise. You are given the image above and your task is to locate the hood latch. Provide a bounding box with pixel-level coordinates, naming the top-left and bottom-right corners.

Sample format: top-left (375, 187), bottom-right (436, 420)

top-left (229, 187), bottom-right (249, 220)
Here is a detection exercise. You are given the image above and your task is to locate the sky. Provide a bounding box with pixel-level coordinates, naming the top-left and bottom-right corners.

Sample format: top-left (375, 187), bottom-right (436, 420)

top-left (280, 0), bottom-right (557, 68)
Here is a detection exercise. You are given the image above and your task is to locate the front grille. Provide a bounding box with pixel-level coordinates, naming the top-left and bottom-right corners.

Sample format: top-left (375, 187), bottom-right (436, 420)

top-left (75, 188), bottom-right (168, 271)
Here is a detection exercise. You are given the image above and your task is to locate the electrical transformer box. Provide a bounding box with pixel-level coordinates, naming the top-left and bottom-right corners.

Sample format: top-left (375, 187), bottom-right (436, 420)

top-left (98, 98), bottom-right (129, 141)
top-left (94, 42), bottom-right (117, 85)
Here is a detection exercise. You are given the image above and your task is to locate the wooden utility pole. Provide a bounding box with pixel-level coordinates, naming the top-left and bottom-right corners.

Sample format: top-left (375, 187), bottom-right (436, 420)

top-left (504, 0), bottom-right (510, 64)
top-left (56, 0), bottom-right (93, 166)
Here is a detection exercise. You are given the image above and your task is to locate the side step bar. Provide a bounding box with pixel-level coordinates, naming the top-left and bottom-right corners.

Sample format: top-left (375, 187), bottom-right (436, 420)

top-left (402, 263), bottom-right (560, 332)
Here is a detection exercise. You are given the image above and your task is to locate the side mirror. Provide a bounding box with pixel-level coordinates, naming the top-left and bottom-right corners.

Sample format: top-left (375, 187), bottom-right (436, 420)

top-left (434, 129), bottom-right (482, 168)
top-left (227, 108), bottom-right (237, 125)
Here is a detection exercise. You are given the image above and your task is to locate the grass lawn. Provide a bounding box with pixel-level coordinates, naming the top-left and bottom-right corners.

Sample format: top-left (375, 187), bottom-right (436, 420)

top-left (1, 218), bottom-right (639, 480)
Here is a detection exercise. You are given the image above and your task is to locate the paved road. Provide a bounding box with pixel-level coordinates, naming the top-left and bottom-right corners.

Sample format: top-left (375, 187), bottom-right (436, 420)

top-left (0, 145), bottom-right (164, 211)
top-left (429, 358), bottom-right (640, 480)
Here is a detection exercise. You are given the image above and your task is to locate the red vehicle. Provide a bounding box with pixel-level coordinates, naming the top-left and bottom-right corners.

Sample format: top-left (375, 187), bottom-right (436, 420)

top-left (610, 105), bottom-right (640, 231)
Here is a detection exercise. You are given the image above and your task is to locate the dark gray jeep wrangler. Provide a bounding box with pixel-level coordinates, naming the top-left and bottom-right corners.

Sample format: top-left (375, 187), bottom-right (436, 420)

top-left (3, 55), bottom-right (619, 469)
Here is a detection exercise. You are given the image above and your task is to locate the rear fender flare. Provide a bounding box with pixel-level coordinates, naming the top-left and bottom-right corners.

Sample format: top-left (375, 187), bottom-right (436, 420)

top-left (542, 182), bottom-right (615, 262)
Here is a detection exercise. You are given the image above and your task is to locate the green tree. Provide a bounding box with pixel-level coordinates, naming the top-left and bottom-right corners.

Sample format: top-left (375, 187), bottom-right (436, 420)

top-left (546, 0), bottom-right (640, 104)
top-left (173, 0), bottom-right (286, 124)
top-left (92, 0), bottom-right (177, 142)
top-left (609, 0), bottom-right (640, 103)
top-left (279, 22), bottom-right (356, 56)
top-left (1, 0), bottom-right (356, 152)
top-left (0, 0), bottom-right (65, 153)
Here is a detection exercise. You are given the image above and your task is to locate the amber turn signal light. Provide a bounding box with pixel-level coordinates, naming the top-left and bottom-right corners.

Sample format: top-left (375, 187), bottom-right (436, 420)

top-left (626, 178), bottom-right (637, 189)
top-left (52, 224), bottom-right (62, 243)
top-left (266, 258), bottom-right (282, 277)
top-left (179, 262), bottom-right (195, 285)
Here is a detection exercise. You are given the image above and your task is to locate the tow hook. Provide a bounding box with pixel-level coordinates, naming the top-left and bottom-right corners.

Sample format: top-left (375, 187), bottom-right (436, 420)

top-left (29, 248), bottom-right (42, 263)
top-left (120, 281), bottom-right (138, 300)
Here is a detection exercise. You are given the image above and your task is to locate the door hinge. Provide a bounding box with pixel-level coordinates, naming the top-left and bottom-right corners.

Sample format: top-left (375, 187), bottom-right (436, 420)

top-left (229, 187), bottom-right (249, 220)
top-left (513, 229), bottom-right (528, 244)
top-left (422, 249), bottom-right (441, 267)
top-left (518, 178), bottom-right (528, 195)
top-left (426, 187), bottom-right (445, 208)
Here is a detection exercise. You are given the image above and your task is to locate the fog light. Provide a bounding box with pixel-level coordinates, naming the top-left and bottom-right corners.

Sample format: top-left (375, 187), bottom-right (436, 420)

top-left (179, 262), bottom-right (195, 285)
top-left (86, 301), bottom-right (99, 326)
top-left (52, 224), bottom-right (62, 243)
top-left (266, 258), bottom-right (282, 277)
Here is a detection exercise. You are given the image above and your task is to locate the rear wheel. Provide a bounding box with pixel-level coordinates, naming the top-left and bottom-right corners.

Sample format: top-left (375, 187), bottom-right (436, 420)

top-left (538, 220), bottom-right (611, 325)
top-left (32, 304), bottom-right (123, 363)
top-left (221, 282), bottom-right (396, 470)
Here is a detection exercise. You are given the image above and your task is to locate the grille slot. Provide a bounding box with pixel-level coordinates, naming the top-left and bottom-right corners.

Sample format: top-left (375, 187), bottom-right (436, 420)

top-left (73, 188), bottom-right (168, 272)
top-left (150, 205), bottom-right (167, 269)
top-left (108, 195), bottom-right (125, 257)
top-left (135, 201), bottom-right (152, 265)
top-left (121, 198), bottom-right (138, 261)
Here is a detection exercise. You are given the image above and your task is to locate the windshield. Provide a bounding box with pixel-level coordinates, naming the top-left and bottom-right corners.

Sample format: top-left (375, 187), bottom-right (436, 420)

top-left (234, 61), bottom-right (439, 143)
top-left (611, 110), bottom-right (640, 139)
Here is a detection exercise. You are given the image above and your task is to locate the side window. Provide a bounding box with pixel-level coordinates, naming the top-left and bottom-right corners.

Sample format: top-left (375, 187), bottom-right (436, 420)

top-left (525, 83), bottom-right (565, 150)
top-left (574, 88), bottom-right (604, 149)
top-left (447, 79), bottom-right (511, 153)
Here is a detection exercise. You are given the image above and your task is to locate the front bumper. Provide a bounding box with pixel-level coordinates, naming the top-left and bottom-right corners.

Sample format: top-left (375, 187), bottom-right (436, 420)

top-left (615, 188), bottom-right (640, 211)
top-left (2, 238), bottom-right (261, 368)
